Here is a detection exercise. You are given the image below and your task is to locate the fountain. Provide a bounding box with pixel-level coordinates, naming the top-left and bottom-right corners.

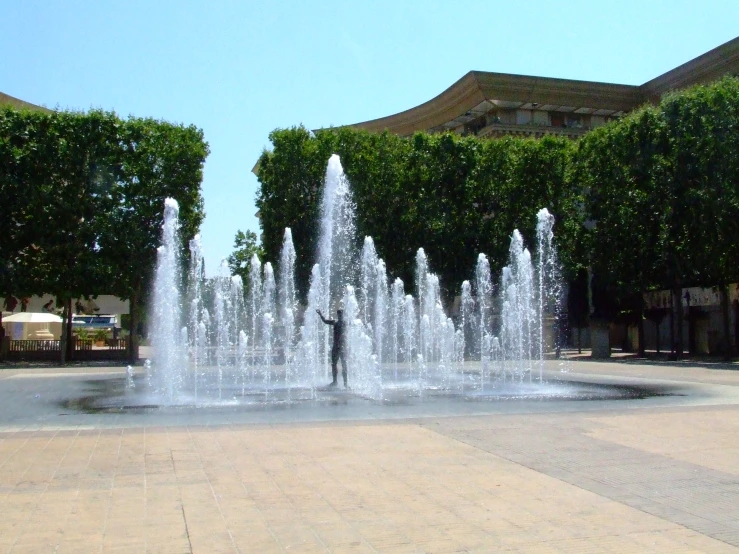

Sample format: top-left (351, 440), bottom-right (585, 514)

top-left (124, 154), bottom-right (587, 410)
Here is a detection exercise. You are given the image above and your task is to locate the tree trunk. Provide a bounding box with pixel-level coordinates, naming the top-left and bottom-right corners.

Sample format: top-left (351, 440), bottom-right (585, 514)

top-left (66, 298), bottom-right (74, 361)
top-left (669, 295), bottom-right (675, 358)
top-left (673, 286), bottom-right (684, 360)
top-left (128, 291), bottom-right (139, 363)
top-left (721, 285), bottom-right (731, 361)
top-left (637, 294), bottom-right (645, 357)
top-left (577, 327), bottom-right (582, 354)
top-left (655, 317), bottom-right (661, 354)
top-left (60, 298), bottom-right (67, 364)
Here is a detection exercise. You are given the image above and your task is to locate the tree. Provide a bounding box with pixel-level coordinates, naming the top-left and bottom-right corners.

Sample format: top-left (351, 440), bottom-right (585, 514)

top-left (574, 105), bottom-right (669, 354)
top-left (227, 230), bottom-right (263, 289)
top-left (256, 127), bottom-right (583, 302)
top-left (255, 79), bottom-right (739, 359)
top-left (659, 77), bottom-right (739, 358)
top-left (0, 108), bottom-right (122, 360)
top-left (98, 116), bottom-right (209, 361)
top-left (571, 77), bottom-right (739, 358)
top-left (0, 107), bottom-right (209, 362)
top-left (256, 126), bottom-right (331, 300)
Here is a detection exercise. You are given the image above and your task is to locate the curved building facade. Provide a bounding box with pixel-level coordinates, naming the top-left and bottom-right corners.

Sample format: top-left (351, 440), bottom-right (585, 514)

top-left (345, 37), bottom-right (739, 140)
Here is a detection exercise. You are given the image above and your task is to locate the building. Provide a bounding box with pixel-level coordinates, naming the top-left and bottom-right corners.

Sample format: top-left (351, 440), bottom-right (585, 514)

top-left (0, 90), bottom-right (49, 112)
top-left (346, 37), bottom-right (739, 140)
top-left (250, 36), bottom-right (739, 176)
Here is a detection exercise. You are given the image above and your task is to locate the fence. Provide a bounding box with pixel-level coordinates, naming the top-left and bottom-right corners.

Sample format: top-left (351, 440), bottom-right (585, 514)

top-left (0, 338), bottom-right (129, 362)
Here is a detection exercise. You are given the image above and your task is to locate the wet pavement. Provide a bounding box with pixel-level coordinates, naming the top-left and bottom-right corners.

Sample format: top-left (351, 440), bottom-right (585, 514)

top-left (0, 360), bottom-right (709, 430)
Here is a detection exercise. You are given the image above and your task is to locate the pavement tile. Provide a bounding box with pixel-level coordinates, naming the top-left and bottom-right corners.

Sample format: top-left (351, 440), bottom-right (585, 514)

top-left (3, 362), bottom-right (739, 552)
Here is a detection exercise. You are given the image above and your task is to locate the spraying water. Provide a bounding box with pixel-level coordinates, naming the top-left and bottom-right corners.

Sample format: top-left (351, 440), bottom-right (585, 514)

top-left (146, 156), bottom-right (564, 405)
top-left (150, 198), bottom-right (186, 401)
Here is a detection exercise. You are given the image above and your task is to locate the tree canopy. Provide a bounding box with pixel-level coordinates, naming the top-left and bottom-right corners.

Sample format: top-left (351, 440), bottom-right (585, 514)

top-left (256, 127), bottom-right (583, 300)
top-left (227, 229), bottom-right (264, 289)
top-left (0, 107), bottom-right (209, 359)
top-left (256, 77), bottom-right (739, 320)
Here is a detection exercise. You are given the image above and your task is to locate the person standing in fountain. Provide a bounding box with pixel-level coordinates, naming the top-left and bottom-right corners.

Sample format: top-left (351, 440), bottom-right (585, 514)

top-left (317, 309), bottom-right (348, 388)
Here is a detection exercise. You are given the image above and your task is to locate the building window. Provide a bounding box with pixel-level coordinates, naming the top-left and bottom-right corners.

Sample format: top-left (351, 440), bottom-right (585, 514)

top-left (516, 110), bottom-right (532, 125)
top-left (532, 110), bottom-right (549, 126)
top-left (486, 112), bottom-right (502, 125)
top-left (551, 113), bottom-right (565, 127)
top-left (464, 117), bottom-right (486, 135)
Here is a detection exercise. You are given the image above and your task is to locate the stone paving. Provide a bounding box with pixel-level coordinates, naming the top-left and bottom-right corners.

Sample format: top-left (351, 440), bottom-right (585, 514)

top-left (0, 360), bottom-right (739, 553)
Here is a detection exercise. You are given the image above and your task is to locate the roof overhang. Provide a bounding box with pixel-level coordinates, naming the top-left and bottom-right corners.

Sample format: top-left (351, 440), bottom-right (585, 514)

top-left (344, 36), bottom-right (739, 136)
top-left (346, 71), bottom-right (641, 136)
top-left (0, 91), bottom-right (50, 113)
top-left (641, 36), bottom-right (739, 98)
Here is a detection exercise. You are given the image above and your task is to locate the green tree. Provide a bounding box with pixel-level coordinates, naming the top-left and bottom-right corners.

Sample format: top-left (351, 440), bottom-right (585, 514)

top-left (572, 77), bottom-right (739, 358)
top-left (98, 116), bottom-right (209, 361)
top-left (256, 126), bottom-right (331, 299)
top-left (0, 108), bottom-right (209, 362)
top-left (0, 108), bottom-right (122, 360)
top-left (660, 77), bottom-right (739, 357)
top-left (575, 106), bottom-right (669, 355)
top-left (0, 107), bottom-right (50, 304)
top-left (256, 127), bottom-right (583, 302)
top-left (227, 229), bottom-right (263, 289)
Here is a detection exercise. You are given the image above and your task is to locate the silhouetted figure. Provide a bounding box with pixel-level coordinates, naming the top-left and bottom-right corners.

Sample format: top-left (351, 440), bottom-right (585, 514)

top-left (317, 309), bottom-right (347, 387)
top-left (4, 296), bottom-right (18, 312)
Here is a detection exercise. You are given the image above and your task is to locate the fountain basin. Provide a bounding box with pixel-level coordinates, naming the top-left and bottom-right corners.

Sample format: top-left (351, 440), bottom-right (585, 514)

top-left (63, 363), bottom-right (680, 415)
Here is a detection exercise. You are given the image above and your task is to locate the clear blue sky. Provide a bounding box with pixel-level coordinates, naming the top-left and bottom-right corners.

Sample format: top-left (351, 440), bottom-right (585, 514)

top-left (2, 1), bottom-right (738, 274)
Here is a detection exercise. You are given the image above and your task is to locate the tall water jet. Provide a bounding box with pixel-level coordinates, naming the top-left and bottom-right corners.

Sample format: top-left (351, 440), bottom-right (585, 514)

top-left (213, 261), bottom-right (233, 398)
top-left (415, 248), bottom-right (428, 327)
top-left (146, 153), bottom-right (568, 406)
top-left (278, 228), bottom-right (298, 370)
top-left (230, 275), bottom-right (244, 387)
top-left (247, 254), bottom-right (263, 376)
top-left (312, 155), bottom-right (357, 378)
top-left (373, 259), bottom-right (389, 367)
top-left (501, 231), bottom-right (537, 381)
top-left (403, 295), bottom-right (417, 370)
top-left (261, 263), bottom-right (276, 381)
top-left (422, 273), bottom-right (440, 366)
top-left (317, 156), bottom-right (356, 312)
top-left (150, 198), bottom-right (186, 401)
top-left (360, 237), bottom-right (378, 325)
top-left (261, 263), bottom-right (276, 330)
top-left (460, 280), bottom-right (474, 361)
top-left (536, 208), bottom-right (561, 376)
top-left (343, 285), bottom-right (379, 398)
top-left (475, 254), bottom-right (493, 387)
top-left (390, 278), bottom-right (405, 380)
top-left (188, 234), bottom-right (205, 370)
top-left (297, 264), bottom-right (324, 388)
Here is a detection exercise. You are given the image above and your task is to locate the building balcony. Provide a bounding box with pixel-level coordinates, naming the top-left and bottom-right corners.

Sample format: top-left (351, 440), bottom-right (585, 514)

top-left (475, 121), bottom-right (590, 140)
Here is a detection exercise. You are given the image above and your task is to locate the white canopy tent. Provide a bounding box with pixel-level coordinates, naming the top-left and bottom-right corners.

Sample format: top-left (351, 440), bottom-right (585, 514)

top-left (2, 312), bottom-right (63, 340)
top-left (3, 312), bottom-right (63, 323)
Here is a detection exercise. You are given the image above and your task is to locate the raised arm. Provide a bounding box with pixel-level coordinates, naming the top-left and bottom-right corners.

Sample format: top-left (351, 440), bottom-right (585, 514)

top-left (316, 309), bottom-right (335, 325)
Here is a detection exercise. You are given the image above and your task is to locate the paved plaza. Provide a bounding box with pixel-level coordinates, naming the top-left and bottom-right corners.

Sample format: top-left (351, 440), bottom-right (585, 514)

top-left (1, 359), bottom-right (739, 553)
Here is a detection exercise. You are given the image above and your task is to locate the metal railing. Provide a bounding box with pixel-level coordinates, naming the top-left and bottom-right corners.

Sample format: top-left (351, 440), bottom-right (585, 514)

top-left (74, 338), bottom-right (128, 350)
top-left (9, 339), bottom-right (61, 352)
top-left (2, 338), bottom-right (129, 361)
